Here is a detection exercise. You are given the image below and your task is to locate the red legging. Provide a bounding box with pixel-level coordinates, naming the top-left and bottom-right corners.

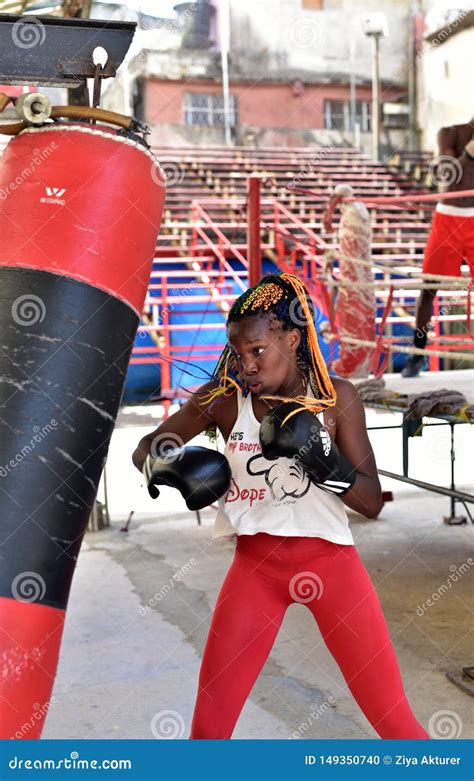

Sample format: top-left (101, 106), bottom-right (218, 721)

top-left (190, 533), bottom-right (430, 739)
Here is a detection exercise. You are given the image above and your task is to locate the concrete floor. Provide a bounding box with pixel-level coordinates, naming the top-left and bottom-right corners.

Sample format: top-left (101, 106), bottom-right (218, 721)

top-left (44, 492), bottom-right (474, 740)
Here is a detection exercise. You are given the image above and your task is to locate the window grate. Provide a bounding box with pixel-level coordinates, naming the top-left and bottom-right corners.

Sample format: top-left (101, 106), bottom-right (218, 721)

top-left (324, 99), bottom-right (372, 132)
top-left (184, 92), bottom-right (238, 128)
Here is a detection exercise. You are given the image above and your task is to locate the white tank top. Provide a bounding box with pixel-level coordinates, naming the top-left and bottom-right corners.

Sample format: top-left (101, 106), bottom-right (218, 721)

top-left (213, 388), bottom-right (354, 545)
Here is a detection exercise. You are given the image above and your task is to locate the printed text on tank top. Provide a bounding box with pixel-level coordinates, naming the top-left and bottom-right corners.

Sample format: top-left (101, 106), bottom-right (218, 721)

top-left (213, 385), bottom-right (354, 544)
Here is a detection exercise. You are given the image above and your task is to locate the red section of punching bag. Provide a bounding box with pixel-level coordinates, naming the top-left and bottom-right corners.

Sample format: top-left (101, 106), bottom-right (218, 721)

top-left (0, 597), bottom-right (64, 739)
top-left (333, 201), bottom-right (376, 378)
top-left (0, 125), bottom-right (165, 314)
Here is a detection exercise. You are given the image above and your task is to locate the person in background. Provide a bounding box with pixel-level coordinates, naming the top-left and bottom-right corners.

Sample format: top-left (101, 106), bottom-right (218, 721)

top-left (402, 118), bottom-right (474, 377)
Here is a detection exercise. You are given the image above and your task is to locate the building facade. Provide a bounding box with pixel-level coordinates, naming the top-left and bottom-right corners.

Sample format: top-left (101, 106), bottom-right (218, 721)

top-left (417, 9), bottom-right (474, 152)
top-left (97, 0), bottom-right (411, 153)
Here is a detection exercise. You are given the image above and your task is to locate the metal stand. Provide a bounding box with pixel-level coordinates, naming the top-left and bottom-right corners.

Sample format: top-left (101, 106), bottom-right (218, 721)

top-left (0, 14), bottom-right (135, 87)
top-left (444, 422), bottom-right (467, 525)
top-left (367, 406), bottom-right (473, 524)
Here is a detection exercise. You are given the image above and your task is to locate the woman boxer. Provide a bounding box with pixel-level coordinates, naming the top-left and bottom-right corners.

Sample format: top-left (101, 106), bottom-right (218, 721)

top-left (133, 272), bottom-right (430, 740)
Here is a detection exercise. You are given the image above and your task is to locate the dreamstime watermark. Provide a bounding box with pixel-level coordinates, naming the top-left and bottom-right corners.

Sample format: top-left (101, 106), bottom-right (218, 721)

top-left (139, 558), bottom-right (197, 616)
top-left (282, 142), bottom-right (336, 198)
top-left (0, 420), bottom-right (58, 478)
top-left (427, 429), bottom-right (463, 467)
top-left (139, 278), bottom-right (203, 336)
top-left (151, 709), bottom-right (185, 739)
top-left (14, 697), bottom-right (57, 739)
top-left (137, 1), bottom-right (198, 54)
top-left (416, 558), bottom-right (473, 617)
top-left (11, 294), bottom-right (47, 326)
top-left (149, 432), bottom-right (186, 462)
top-left (12, 571), bottom-right (46, 603)
top-left (152, 159), bottom-right (186, 187)
top-left (0, 142), bottom-right (58, 201)
top-left (419, 9), bottom-right (471, 56)
top-left (8, 754), bottom-right (132, 771)
top-left (428, 709), bottom-right (463, 739)
top-left (174, 1), bottom-right (198, 33)
top-left (162, 3), bottom-right (197, 42)
top-left (298, 422), bottom-right (331, 462)
top-left (289, 571), bottom-right (324, 603)
top-left (415, 283), bottom-right (471, 342)
top-left (291, 697), bottom-right (336, 738)
top-left (428, 155), bottom-right (463, 188)
top-left (288, 16), bottom-right (325, 49)
top-left (11, 16), bottom-right (46, 49)
top-left (288, 297), bottom-right (310, 328)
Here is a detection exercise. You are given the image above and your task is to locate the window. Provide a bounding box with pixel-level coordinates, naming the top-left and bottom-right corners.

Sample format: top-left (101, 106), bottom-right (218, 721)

top-left (323, 99), bottom-right (371, 132)
top-left (355, 100), bottom-right (372, 132)
top-left (184, 93), bottom-right (238, 128)
top-left (323, 100), bottom-right (347, 131)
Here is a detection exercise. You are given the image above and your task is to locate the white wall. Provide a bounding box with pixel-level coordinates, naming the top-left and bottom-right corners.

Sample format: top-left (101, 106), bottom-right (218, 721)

top-left (228, 0), bottom-right (410, 84)
top-left (418, 26), bottom-right (474, 152)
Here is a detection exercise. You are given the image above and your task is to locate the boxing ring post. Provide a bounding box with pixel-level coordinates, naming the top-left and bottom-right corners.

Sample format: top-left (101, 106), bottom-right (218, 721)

top-left (247, 175), bottom-right (262, 287)
top-left (331, 190), bottom-right (376, 378)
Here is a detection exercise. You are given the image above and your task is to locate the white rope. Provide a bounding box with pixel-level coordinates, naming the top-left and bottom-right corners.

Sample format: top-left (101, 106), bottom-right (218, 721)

top-left (322, 249), bottom-right (473, 283)
top-left (332, 335), bottom-right (474, 362)
top-left (323, 277), bottom-right (469, 290)
top-left (323, 249), bottom-right (398, 271)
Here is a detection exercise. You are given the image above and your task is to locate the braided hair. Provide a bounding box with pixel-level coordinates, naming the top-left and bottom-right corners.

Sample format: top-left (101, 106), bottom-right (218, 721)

top-left (200, 272), bottom-right (336, 440)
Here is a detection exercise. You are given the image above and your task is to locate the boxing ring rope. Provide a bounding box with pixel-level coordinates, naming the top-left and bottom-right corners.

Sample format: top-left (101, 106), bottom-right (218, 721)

top-left (135, 185), bottom-right (473, 397)
top-left (279, 185), bottom-right (473, 373)
top-left (322, 247), bottom-right (472, 281)
top-left (268, 209), bottom-right (472, 371)
top-left (334, 335), bottom-right (474, 364)
top-left (294, 185), bottom-right (474, 208)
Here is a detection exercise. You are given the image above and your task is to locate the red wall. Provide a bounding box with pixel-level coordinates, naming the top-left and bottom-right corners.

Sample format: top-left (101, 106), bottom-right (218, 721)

top-left (145, 79), bottom-right (404, 129)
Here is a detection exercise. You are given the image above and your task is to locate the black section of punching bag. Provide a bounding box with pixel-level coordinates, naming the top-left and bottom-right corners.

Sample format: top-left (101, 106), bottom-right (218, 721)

top-left (0, 268), bottom-right (138, 609)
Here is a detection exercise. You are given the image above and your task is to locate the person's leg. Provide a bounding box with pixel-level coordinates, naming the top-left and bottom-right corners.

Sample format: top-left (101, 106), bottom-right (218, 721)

top-left (414, 288), bottom-right (438, 346)
top-left (401, 285), bottom-right (437, 377)
top-left (402, 211), bottom-right (462, 377)
top-left (305, 543), bottom-right (429, 739)
top-left (461, 215), bottom-right (474, 279)
top-left (189, 538), bottom-right (289, 739)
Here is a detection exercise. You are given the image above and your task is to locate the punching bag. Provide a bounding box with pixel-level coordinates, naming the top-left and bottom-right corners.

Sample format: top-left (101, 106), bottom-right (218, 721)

top-left (0, 123), bottom-right (165, 738)
top-left (332, 199), bottom-right (376, 378)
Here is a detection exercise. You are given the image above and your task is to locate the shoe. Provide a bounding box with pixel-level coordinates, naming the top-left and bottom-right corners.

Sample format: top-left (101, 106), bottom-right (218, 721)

top-left (401, 355), bottom-right (426, 378)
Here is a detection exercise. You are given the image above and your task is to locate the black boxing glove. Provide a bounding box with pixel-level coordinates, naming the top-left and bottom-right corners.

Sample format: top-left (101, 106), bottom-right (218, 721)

top-left (259, 403), bottom-right (356, 496)
top-left (143, 445), bottom-right (231, 511)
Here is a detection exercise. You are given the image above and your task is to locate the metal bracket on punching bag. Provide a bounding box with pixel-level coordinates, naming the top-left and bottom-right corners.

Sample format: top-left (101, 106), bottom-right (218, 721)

top-left (0, 14), bottom-right (136, 87)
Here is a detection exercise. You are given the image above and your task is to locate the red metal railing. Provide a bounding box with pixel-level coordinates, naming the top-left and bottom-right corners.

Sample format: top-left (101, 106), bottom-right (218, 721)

top-left (129, 189), bottom-right (473, 406)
